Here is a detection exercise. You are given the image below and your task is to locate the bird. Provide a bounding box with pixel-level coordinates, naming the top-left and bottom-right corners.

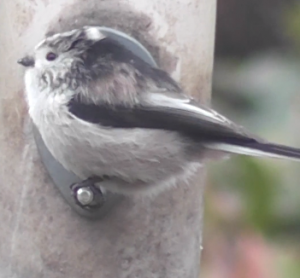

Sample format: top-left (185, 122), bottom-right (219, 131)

top-left (18, 26), bottom-right (300, 208)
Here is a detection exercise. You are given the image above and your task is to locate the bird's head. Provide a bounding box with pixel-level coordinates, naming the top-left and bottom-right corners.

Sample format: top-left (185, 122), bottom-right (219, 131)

top-left (18, 26), bottom-right (106, 71)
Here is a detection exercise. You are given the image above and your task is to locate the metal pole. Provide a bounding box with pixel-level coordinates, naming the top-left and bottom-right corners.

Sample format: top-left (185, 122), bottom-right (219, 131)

top-left (0, 1), bottom-right (216, 277)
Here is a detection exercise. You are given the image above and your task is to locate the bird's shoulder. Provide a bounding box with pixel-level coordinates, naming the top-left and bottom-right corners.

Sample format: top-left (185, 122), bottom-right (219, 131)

top-left (81, 37), bottom-right (181, 99)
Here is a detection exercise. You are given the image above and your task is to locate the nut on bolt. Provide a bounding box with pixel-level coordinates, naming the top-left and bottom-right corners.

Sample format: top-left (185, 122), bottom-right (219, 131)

top-left (76, 187), bottom-right (94, 206)
top-left (70, 178), bottom-right (105, 209)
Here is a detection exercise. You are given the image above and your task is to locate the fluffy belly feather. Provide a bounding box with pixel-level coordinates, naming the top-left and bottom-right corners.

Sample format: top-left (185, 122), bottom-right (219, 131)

top-left (35, 104), bottom-right (199, 184)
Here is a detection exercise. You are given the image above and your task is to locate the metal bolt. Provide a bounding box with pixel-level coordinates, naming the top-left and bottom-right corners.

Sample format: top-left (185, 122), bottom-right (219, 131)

top-left (76, 188), bottom-right (94, 205)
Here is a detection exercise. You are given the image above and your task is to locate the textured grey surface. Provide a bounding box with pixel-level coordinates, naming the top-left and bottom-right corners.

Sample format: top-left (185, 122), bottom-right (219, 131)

top-left (0, 0), bottom-right (216, 277)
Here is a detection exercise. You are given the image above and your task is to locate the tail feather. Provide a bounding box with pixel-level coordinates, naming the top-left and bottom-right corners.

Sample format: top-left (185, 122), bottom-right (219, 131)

top-left (205, 141), bottom-right (300, 161)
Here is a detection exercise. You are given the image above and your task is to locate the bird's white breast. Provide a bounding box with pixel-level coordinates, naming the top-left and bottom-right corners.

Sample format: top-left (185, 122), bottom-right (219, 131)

top-left (23, 70), bottom-right (202, 193)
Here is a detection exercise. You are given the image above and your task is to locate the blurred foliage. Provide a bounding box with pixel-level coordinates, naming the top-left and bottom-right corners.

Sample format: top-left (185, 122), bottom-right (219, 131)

top-left (203, 1), bottom-right (300, 277)
top-left (210, 156), bottom-right (278, 233)
top-left (285, 2), bottom-right (300, 50)
top-left (276, 252), bottom-right (300, 278)
top-left (215, 0), bottom-right (296, 58)
top-left (212, 53), bottom-right (300, 132)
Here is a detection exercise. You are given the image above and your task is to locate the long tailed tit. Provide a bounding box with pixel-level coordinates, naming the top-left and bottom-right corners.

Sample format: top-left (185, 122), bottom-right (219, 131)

top-left (18, 26), bottom-right (300, 207)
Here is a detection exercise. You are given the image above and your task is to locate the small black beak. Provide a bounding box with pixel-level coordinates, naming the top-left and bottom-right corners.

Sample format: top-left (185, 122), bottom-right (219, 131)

top-left (17, 56), bottom-right (35, 67)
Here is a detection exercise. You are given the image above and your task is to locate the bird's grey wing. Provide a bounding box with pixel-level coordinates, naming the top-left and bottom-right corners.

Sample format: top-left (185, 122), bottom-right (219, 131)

top-left (68, 91), bottom-right (255, 143)
top-left (68, 91), bottom-right (300, 160)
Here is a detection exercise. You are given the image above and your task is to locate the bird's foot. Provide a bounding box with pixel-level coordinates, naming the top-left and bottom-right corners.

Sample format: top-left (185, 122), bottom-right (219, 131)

top-left (70, 177), bottom-right (105, 210)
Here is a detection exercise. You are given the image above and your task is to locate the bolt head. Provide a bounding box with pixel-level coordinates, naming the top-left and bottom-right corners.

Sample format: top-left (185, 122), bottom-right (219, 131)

top-left (76, 188), bottom-right (94, 205)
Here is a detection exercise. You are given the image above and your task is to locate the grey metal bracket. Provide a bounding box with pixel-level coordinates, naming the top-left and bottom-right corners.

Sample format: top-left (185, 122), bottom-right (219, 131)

top-left (33, 27), bottom-right (157, 219)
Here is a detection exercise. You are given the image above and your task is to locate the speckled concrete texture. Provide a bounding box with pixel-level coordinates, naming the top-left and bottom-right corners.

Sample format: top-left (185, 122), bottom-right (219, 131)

top-left (0, 1), bottom-right (216, 277)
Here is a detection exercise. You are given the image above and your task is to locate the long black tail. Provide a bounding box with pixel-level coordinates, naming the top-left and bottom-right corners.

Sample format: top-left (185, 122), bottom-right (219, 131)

top-left (205, 141), bottom-right (300, 161)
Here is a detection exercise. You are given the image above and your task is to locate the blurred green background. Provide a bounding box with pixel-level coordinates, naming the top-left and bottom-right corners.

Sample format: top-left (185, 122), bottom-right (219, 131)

top-left (202, 1), bottom-right (300, 277)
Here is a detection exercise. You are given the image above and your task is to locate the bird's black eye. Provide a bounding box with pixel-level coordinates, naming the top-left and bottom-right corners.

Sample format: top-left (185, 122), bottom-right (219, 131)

top-left (46, 52), bottom-right (57, 61)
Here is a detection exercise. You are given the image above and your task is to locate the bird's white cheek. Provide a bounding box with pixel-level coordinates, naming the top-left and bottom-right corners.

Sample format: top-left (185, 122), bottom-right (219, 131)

top-left (24, 69), bottom-right (35, 89)
top-left (34, 60), bottom-right (45, 69)
top-left (24, 69), bottom-right (42, 109)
